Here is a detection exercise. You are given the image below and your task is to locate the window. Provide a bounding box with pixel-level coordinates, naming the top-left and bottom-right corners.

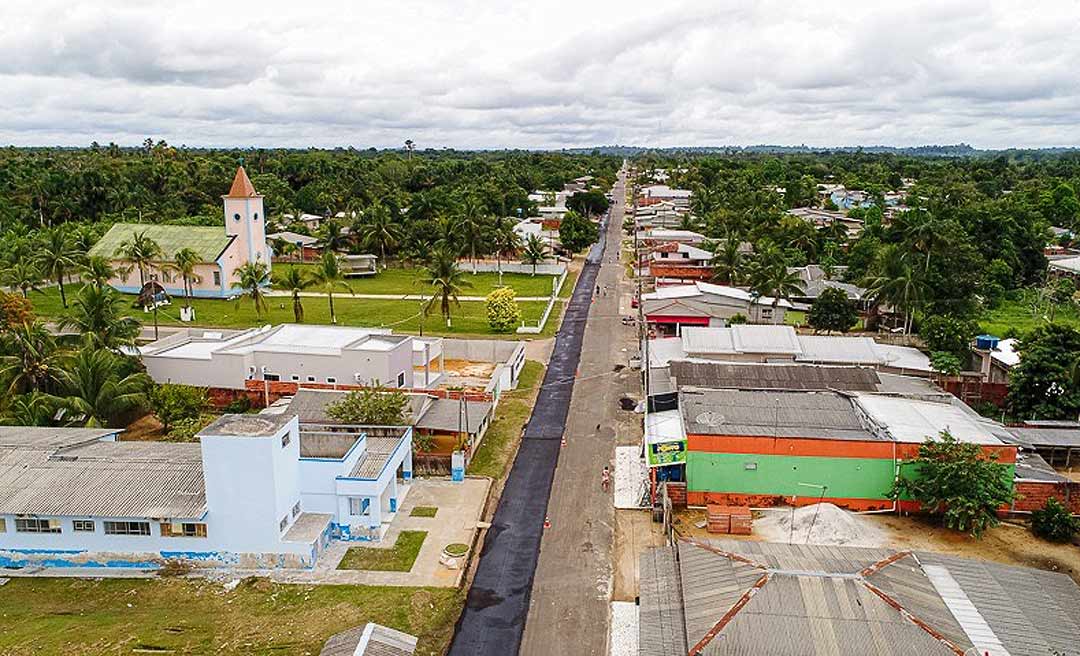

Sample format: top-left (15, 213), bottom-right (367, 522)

top-left (234, 213), bottom-right (242, 222)
top-left (0, 518), bottom-right (6, 532)
top-left (326, 377), bottom-right (336, 384)
top-left (281, 432), bottom-right (291, 449)
top-left (104, 521), bottom-right (150, 536)
top-left (396, 371), bottom-right (406, 387)
top-left (160, 522), bottom-right (207, 538)
top-left (253, 212), bottom-right (259, 221)
top-left (279, 515), bottom-right (289, 532)
top-left (349, 498), bottom-right (371, 516)
top-left (73, 520), bottom-right (95, 532)
top-left (291, 375), bottom-right (300, 381)
top-left (307, 376), bottom-right (316, 382)
top-left (292, 501), bottom-right (301, 518)
top-left (16, 518), bottom-right (61, 533)
top-left (264, 373), bottom-right (280, 382)
top-left (213, 271), bottom-right (221, 286)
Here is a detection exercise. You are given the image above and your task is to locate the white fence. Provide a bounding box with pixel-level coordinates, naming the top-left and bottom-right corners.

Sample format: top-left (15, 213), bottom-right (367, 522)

top-left (515, 267), bottom-right (570, 334)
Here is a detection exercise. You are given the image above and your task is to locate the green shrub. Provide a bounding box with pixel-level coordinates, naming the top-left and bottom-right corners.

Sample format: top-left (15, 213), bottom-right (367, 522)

top-left (223, 396), bottom-right (253, 414)
top-left (1031, 498), bottom-right (1080, 543)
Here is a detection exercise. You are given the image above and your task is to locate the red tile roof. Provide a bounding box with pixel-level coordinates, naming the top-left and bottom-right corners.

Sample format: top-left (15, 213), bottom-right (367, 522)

top-left (226, 166), bottom-right (259, 198)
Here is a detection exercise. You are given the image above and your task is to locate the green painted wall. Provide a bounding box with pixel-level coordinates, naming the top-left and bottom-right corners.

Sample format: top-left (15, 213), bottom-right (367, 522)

top-left (687, 452), bottom-right (896, 499)
top-left (687, 453), bottom-right (1016, 501)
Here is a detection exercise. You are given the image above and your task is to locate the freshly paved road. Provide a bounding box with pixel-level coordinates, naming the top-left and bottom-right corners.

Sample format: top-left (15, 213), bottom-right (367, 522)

top-left (448, 167), bottom-right (627, 656)
top-left (518, 170), bottom-right (630, 656)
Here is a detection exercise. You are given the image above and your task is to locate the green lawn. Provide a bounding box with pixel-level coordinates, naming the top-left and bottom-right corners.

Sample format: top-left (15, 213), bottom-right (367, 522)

top-left (410, 506), bottom-right (438, 518)
top-left (469, 360), bottom-right (545, 479)
top-left (31, 285), bottom-right (549, 337)
top-left (978, 293), bottom-right (1080, 338)
top-left (0, 577), bottom-right (461, 656)
top-left (338, 530), bottom-right (427, 572)
top-left (286, 264), bottom-right (560, 297)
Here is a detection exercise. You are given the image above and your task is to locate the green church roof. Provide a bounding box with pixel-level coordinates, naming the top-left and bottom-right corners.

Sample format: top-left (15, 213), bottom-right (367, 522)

top-left (89, 224), bottom-right (234, 264)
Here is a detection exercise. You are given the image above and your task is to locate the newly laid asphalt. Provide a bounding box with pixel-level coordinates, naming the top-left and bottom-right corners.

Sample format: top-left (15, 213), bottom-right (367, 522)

top-left (448, 169), bottom-right (625, 656)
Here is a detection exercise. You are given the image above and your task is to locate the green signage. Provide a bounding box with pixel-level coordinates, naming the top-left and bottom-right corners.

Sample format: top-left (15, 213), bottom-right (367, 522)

top-left (647, 439), bottom-right (687, 467)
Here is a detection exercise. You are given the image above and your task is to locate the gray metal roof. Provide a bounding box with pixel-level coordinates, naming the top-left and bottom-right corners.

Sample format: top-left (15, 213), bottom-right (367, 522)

top-left (1013, 452), bottom-right (1070, 483)
top-left (1007, 427), bottom-right (1080, 449)
top-left (679, 387), bottom-right (879, 441)
top-left (413, 397), bottom-right (492, 434)
top-left (641, 540), bottom-right (1080, 656)
top-left (0, 426), bottom-right (121, 449)
top-left (0, 439), bottom-right (206, 518)
top-left (349, 435), bottom-right (405, 479)
top-left (669, 361), bottom-right (880, 392)
top-left (320, 623), bottom-right (417, 656)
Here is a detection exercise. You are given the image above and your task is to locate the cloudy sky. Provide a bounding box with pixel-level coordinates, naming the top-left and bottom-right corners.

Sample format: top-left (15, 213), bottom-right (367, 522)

top-left (2, 0), bottom-right (1079, 149)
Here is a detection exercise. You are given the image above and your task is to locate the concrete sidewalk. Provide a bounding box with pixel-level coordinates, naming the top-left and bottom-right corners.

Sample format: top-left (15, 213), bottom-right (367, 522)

top-left (264, 290), bottom-right (556, 302)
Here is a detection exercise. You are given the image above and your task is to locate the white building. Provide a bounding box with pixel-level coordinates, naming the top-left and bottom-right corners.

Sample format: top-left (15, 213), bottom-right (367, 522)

top-left (0, 416), bottom-right (413, 570)
top-left (140, 324), bottom-right (445, 390)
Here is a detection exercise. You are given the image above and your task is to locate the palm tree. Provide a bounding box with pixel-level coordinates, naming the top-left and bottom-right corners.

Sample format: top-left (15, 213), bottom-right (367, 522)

top-left (521, 234), bottom-right (547, 276)
top-left (273, 238), bottom-right (300, 262)
top-left (58, 285), bottom-right (141, 350)
top-left (80, 255), bottom-right (115, 289)
top-left (458, 197), bottom-right (488, 272)
top-left (0, 392), bottom-right (62, 426)
top-left (3, 261), bottom-right (43, 298)
top-left (317, 220), bottom-right (349, 253)
top-left (901, 209), bottom-right (945, 272)
top-left (0, 320), bottom-right (65, 394)
top-left (710, 236), bottom-right (744, 285)
top-left (862, 245), bottom-right (925, 334)
top-left (420, 247), bottom-right (472, 327)
top-left (492, 218), bottom-right (522, 281)
top-left (231, 261), bottom-right (272, 318)
top-left (169, 247), bottom-right (202, 312)
top-left (58, 346), bottom-right (151, 428)
top-left (752, 263), bottom-right (804, 324)
top-left (308, 251), bottom-right (354, 324)
top-left (35, 226), bottom-right (81, 308)
top-left (275, 266), bottom-right (311, 323)
top-left (115, 230), bottom-right (163, 289)
top-left (354, 203), bottom-right (403, 269)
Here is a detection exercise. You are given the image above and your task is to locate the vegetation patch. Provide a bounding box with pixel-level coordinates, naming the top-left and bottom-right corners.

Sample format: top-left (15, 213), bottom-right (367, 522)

top-left (410, 506), bottom-right (439, 518)
top-left (337, 530), bottom-right (427, 572)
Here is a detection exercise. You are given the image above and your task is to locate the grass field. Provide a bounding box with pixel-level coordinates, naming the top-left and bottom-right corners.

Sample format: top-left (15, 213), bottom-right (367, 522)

top-left (286, 264), bottom-right (560, 297)
top-left (978, 293), bottom-right (1080, 338)
top-left (409, 506), bottom-right (438, 518)
top-left (31, 285), bottom-right (551, 336)
top-left (468, 360), bottom-right (545, 480)
top-left (0, 577), bottom-right (461, 656)
top-left (338, 531), bottom-right (427, 572)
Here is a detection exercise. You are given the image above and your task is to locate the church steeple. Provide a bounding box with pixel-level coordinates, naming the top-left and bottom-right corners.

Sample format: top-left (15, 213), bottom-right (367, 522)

top-left (225, 165), bottom-right (259, 198)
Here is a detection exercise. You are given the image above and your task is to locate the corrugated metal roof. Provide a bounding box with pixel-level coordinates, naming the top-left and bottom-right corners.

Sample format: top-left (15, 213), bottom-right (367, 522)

top-left (731, 324), bottom-right (802, 353)
top-left (413, 398), bottom-right (492, 434)
top-left (681, 327), bottom-right (737, 355)
top-left (349, 436), bottom-right (405, 479)
top-left (1006, 427), bottom-right (1080, 449)
top-left (854, 394), bottom-right (1003, 445)
top-left (0, 440), bottom-right (205, 518)
top-left (1013, 452), bottom-right (1069, 482)
top-left (0, 426), bottom-right (120, 449)
top-left (669, 361), bottom-right (880, 392)
top-left (679, 388), bottom-right (879, 441)
top-left (643, 541), bottom-right (1080, 656)
top-left (89, 223), bottom-right (234, 263)
top-left (320, 623), bottom-right (417, 656)
top-left (797, 335), bottom-right (882, 364)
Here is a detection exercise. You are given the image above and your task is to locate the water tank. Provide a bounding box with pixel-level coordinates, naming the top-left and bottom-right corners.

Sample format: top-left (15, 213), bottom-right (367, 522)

top-left (975, 334), bottom-right (1000, 350)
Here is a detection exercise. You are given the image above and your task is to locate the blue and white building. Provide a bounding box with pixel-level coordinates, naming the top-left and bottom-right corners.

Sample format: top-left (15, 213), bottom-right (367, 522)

top-left (0, 415), bottom-right (413, 570)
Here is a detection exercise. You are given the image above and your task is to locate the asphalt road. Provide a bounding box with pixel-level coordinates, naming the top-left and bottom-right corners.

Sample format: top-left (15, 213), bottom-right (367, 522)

top-left (447, 169), bottom-right (624, 656)
top-left (518, 169), bottom-right (630, 656)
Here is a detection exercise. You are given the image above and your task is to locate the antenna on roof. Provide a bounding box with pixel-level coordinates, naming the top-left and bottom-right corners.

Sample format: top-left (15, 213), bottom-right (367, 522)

top-left (238, 156), bottom-right (245, 167)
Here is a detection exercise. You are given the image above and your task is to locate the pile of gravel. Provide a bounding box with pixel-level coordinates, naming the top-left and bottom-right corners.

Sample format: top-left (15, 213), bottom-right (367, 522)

top-left (753, 503), bottom-right (887, 547)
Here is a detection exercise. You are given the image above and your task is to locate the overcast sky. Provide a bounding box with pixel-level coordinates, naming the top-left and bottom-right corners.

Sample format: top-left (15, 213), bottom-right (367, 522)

top-left (2, 0), bottom-right (1079, 150)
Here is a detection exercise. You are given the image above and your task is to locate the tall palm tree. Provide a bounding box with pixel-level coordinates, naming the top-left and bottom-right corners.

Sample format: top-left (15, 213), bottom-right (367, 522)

top-left (35, 226), bottom-right (81, 308)
top-left (354, 203), bottom-right (403, 269)
top-left (58, 346), bottom-right (151, 428)
top-left (308, 251), bottom-right (354, 324)
top-left (0, 392), bottom-right (62, 427)
top-left (275, 266), bottom-right (311, 323)
top-left (752, 263), bottom-right (804, 324)
top-left (862, 245), bottom-right (925, 334)
top-left (58, 285), bottom-right (141, 350)
top-left (115, 230), bottom-right (163, 289)
top-left (901, 209), bottom-right (945, 272)
top-left (80, 255), bottom-right (115, 290)
top-left (420, 247), bottom-right (472, 327)
top-left (0, 320), bottom-right (65, 394)
top-left (3, 261), bottom-right (43, 298)
top-left (169, 247), bottom-right (202, 312)
top-left (521, 234), bottom-right (547, 276)
top-left (710, 236), bottom-right (744, 285)
top-left (231, 261), bottom-right (272, 318)
top-left (491, 218), bottom-right (522, 280)
top-left (457, 197), bottom-right (488, 272)
top-left (317, 220), bottom-right (349, 253)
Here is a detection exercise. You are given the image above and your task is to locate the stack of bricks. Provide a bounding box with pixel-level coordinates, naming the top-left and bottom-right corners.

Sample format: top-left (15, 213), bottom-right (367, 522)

top-left (706, 505), bottom-right (753, 535)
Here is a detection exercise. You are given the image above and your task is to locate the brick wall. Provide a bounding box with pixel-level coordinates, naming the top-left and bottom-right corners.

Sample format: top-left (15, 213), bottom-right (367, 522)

top-left (942, 380), bottom-right (1009, 408)
top-left (1012, 481), bottom-right (1080, 514)
top-left (665, 482), bottom-right (687, 507)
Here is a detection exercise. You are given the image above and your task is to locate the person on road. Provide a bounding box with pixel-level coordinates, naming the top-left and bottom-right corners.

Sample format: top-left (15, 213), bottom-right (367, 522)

top-left (601, 466), bottom-right (611, 492)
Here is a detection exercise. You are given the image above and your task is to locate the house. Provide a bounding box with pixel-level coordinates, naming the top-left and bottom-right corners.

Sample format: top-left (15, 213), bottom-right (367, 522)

top-left (640, 540), bottom-right (1080, 656)
top-left (639, 184), bottom-right (693, 208)
top-left (786, 264), bottom-right (869, 312)
top-left (0, 416), bottom-right (414, 569)
top-left (140, 324), bottom-right (444, 391)
top-left (971, 335), bottom-right (1019, 383)
top-left (786, 207), bottom-right (863, 238)
top-left (284, 387), bottom-right (493, 465)
top-left (268, 231), bottom-right (321, 262)
top-left (529, 190), bottom-right (570, 220)
top-left (89, 166), bottom-right (272, 298)
top-left (640, 283), bottom-right (792, 334)
top-left (678, 387), bottom-right (1015, 509)
top-left (1048, 254), bottom-right (1080, 279)
top-left (637, 229), bottom-right (707, 247)
top-left (321, 623), bottom-right (417, 656)
top-left (341, 254), bottom-right (379, 276)
top-left (643, 242), bottom-right (714, 282)
top-left (285, 212), bottom-right (329, 231)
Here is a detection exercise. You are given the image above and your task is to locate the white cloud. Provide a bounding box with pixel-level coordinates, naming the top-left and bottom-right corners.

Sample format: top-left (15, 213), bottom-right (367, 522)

top-left (0, 0), bottom-right (1078, 149)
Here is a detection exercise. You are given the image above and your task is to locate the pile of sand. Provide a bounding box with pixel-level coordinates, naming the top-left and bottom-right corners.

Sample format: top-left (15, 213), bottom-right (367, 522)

top-left (753, 503), bottom-right (887, 548)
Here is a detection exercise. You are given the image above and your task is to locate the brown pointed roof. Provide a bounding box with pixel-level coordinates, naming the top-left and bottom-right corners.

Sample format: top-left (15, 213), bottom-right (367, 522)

top-left (225, 165), bottom-right (259, 198)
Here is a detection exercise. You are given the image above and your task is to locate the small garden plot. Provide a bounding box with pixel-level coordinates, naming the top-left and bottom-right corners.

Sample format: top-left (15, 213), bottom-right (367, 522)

top-left (338, 530), bottom-right (427, 572)
top-left (410, 506), bottom-right (439, 518)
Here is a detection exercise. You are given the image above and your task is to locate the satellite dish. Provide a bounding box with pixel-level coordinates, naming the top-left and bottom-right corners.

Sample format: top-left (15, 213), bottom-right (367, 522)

top-left (695, 411), bottom-right (726, 427)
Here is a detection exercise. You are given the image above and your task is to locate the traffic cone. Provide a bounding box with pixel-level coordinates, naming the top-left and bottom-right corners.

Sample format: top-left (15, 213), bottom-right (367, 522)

top-left (561, 437), bottom-right (567, 448)
top-left (544, 516), bottom-right (551, 529)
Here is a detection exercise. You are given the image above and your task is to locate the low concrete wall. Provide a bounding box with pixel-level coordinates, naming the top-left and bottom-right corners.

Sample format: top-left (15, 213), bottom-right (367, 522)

top-left (0, 547), bottom-right (319, 570)
top-left (464, 261), bottom-right (566, 276)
